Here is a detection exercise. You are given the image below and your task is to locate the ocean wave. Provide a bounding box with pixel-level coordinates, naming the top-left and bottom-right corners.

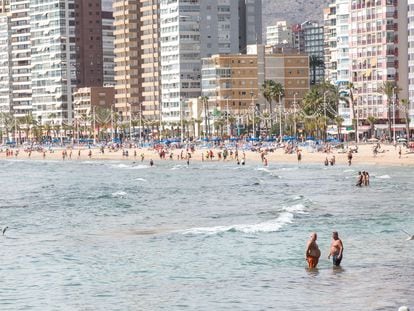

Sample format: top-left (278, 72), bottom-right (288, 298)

top-left (343, 169), bottom-right (355, 173)
top-left (171, 165), bottom-right (186, 170)
top-left (181, 212), bottom-right (294, 235)
top-left (256, 167), bottom-right (271, 172)
top-left (111, 164), bottom-right (149, 170)
top-left (377, 175), bottom-right (391, 179)
top-left (112, 191), bottom-right (127, 197)
top-left (283, 203), bottom-right (307, 214)
top-left (135, 178), bottom-right (147, 182)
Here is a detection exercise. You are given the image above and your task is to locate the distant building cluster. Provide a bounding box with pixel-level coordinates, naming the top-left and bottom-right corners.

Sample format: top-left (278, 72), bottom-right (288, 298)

top-left (0, 0), bottom-right (412, 139)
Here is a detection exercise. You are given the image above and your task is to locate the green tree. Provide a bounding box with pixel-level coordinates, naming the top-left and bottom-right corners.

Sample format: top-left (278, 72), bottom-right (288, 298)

top-left (400, 99), bottom-right (411, 139)
top-left (379, 81), bottom-right (401, 140)
top-left (95, 106), bottom-right (111, 140)
top-left (262, 80), bottom-right (276, 113)
top-left (309, 55), bottom-right (325, 85)
top-left (366, 115), bottom-right (377, 139)
top-left (0, 112), bottom-right (15, 143)
top-left (334, 116), bottom-right (344, 139)
top-left (19, 113), bottom-right (37, 142)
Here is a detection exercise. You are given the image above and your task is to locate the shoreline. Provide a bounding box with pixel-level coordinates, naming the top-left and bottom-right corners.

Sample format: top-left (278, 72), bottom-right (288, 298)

top-left (1, 143), bottom-right (413, 167)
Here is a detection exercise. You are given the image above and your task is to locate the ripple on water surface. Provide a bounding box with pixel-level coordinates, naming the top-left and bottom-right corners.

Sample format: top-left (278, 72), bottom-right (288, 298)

top-left (0, 160), bottom-right (413, 310)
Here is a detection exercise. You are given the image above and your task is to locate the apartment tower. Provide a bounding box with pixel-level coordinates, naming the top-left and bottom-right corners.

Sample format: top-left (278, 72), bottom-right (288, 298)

top-left (102, 6), bottom-right (115, 86)
top-left (0, 11), bottom-right (11, 113)
top-left (160, 0), bottom-right (262, 124)
top-left (74, 0), bottom-right (104, 87)
top-left (408, 0), bottom-right (414, 127)
top-left (30, 0), bottom-right (77, 125)
top-left (349, 0), bottom-right (408, 126)
top-left (113, 0), bottom-right (160, 123)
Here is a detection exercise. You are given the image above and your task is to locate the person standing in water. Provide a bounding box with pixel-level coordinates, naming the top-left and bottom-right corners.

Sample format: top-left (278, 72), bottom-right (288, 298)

top-left (305, 232), bottom-right (321, 268)
top-left (328, 231), bottom-right (344, 266)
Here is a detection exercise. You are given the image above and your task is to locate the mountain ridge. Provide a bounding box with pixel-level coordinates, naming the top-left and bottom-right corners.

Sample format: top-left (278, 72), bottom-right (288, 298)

top-left (262, 0), bottom-right (327, 31)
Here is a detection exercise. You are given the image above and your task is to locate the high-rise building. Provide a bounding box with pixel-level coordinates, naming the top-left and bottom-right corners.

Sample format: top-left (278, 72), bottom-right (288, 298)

top-left (324, 0), bottom-right (352, 126)
top-left (160, 0), bottom-right (262, 124)
top-left (0, 0), bottom-right (9, 13)
top-left (324, 3), bottom-right (337, 84)
top-left (0, 13), bottom-right (11, 113)
top-left (324, 0), bottom-right (350, 88)
top-left (266, 21), bottom-right (292, 46)
top-left (293, 21), bottom-right (325, 85)
top-left (74, 0), bottom-right (104, 87)
top-left (139, 0), bottom-right (161, 122)
top-left (102, 8), bottom-right (114, 86)
top-left (408, 0), bottom-right (414, 127)
top-left (113, 0), bottom-right (160, 124)
top-left (30, 0), bottom-right (76, 125)
top-left (10, 0), bottom-right (31, 118)
top-left (113, 0), bottom-right (139, 121)
top-left (239, 0), bottom-right (262, 52)
top-left (349, 0), bottom-right (408, 127)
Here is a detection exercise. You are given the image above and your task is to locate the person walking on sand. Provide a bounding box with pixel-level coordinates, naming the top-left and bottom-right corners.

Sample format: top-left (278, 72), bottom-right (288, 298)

top-left (328, 231), bottom-right (344, 266)
top-left (305, 232), bottom-right (321, 268)
top-left (297, 150), bottom-right (302, 163)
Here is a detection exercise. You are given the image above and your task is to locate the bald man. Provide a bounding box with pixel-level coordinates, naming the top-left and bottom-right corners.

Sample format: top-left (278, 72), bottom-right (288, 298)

top-left (305, 232), bottom-right (321, 268)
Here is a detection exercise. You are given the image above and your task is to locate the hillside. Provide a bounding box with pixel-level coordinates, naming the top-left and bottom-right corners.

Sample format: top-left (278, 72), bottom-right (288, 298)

top-left (262, 0), bottom-right (328, 29)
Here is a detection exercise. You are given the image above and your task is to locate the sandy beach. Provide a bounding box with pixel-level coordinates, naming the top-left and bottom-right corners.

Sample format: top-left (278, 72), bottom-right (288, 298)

top-left (1, 142), bottom-right (413, 167)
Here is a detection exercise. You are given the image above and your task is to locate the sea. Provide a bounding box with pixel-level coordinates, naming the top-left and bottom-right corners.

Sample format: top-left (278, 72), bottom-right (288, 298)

top-left (0, 158), bottom-right (413, 310)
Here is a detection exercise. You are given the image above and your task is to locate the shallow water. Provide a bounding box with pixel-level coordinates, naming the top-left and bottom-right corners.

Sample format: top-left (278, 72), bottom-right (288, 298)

top-left (0, 159), bottom-right (413, 310)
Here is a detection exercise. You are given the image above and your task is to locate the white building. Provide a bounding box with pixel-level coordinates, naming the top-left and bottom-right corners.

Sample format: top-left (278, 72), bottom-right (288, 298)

top-left (160, 0), bottom-right (261, 124)
top-left (10, 0), bottom-right (31, 118)
top-left (0, 13), bottom-right (11, 113)
top-left (266, 21), bottom-right (292, 46)
top-left (30, 0), bottom-right (76, 126)
top-left (408, 0), bottom-right (414, 126)
top-left (324, 0), bottom-right (351, 126)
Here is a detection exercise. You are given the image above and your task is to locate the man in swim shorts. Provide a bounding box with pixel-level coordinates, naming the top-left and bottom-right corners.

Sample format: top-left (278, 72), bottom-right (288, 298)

top-left (305, 232), bottom-right (321, 268)
top-left (328, 231), bottom-right (344, 266)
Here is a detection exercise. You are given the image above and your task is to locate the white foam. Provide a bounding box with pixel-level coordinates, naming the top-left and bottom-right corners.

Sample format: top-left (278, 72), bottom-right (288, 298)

top-left (256, 167), bottom-right (270, 172)
top-left (181, 212), bottom-right (294, 235)
top-left (112, 191), bottom-right (127, 197)
top-left (135, 178), bottom-right (147, 182)
top-left (343, 169), bottom-right (355, 173)
top-left (283, 203), bottom-right (307, 214)
top-left (377, 175), bottom-right (391, 179)
top-left (112, 164), bottom-right (149, 170)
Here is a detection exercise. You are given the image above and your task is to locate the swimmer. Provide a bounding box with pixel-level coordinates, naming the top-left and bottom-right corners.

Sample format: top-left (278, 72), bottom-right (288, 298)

top-left (328, 231), bottom-right (344, 266)
top-left (305, 232), bottom-right (321, 268)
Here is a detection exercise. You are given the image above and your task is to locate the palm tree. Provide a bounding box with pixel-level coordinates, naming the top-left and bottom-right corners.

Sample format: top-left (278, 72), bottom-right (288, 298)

top-left (334, 116), bottom-right (344, 139)
top-left (95, 107), bottom-right (111, 140)
top-left (366, 116), bottom-right (377, 139)
top-left (270, 82), bottom-right (285, 133)
top-left (200, 96), bottom-right (209, 136)
top-left (0, 112), bottom-right (15, 143)
top-left (346, 83), bottom-right (358, 142)
top-left (19, 114), bottom-right (37, 143)
top-left (379, 81), bottom-right (401, 140)
top-left (400, 99), bottom-right (411, 139)
top-left (309, 55), bottom-right (325, 85)
top-left (261, 80), bottom-right (276, 114)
